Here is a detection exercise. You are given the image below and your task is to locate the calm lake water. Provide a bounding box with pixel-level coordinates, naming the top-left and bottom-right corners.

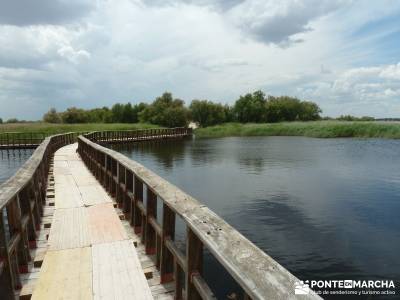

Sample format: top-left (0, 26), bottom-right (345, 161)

top-left (0, 149), bottom-right (34, 184)
top-left (113, 136), bottom-right (400, 299)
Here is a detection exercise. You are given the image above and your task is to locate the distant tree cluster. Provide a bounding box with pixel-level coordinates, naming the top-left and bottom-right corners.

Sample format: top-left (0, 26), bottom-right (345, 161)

top-left (0, 118), bottom-right (30, 123)
top-left (189, 91), bottom-right (322, 127)
top-left (42, 103), bottom-right (148, 124)
top-left (233, 91), bottom-right (322, 124)
top-left (139, 93), bottom-right (189, 127)
top-left (336, 115), bottom-right (375, 121)
top-left (37, 90), bottom-right (326, 128)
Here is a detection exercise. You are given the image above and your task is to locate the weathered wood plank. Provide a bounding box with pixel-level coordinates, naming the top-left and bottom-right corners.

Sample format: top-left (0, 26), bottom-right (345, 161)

top-left (92, 240), bottom-right (153, 300)
top-left (54, 184), bottom-right (84, 209)
top-left (87, 203), bottom-right (128, 244)
top-left (48, 207), bottom-right (90, 250)
top-left (78, 185), bottom-right (112, 206)
top-left (31, 247), bottom-right (92, 300)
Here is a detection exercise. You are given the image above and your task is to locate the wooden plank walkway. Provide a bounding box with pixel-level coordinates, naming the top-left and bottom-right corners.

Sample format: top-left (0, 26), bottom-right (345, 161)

top-left (31, 144), bottom-right (154, 300)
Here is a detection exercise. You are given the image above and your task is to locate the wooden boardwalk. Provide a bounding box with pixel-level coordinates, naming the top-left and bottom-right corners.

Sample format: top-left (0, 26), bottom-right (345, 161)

top-left (30, 144), bottom-right (154, 300)
top-left (2, 128), bottom-right (321, 300)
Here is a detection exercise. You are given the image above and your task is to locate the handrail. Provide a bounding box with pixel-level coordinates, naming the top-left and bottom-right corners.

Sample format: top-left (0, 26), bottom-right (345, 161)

top-left (0, 132), bottom-right (47, 148)
top-left (0, 127), bottom-right (321, 299)
top-left (78, 129), bottom-right (321, 300)
top-left (0, 132), bottom-right (76, 299)
top-left (84, 127), bottom-right (192, 144)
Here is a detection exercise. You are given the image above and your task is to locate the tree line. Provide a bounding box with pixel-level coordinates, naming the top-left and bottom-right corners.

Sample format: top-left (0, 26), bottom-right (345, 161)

top-left (0, 91), bottom-right (378, 127)
top-left (41, 91), bottom-right (326, 127)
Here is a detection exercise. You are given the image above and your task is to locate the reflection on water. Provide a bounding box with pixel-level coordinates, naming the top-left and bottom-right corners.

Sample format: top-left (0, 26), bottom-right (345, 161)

top-left (0, 149), bottom-right (34, 184)
top-left (112, 137), bottom-right (400, 299)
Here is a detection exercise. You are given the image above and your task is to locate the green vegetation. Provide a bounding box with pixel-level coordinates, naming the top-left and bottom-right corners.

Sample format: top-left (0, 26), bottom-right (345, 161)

top-left (0, 123), bottom-right (157, 135)
top-left (2, 120), bottom-right (400, 139)
top-left (336, 115), bottom-right (375, 121)
top-left (234, 92), bottom-right (321, 123)
top-left (190, 100), bottom-right (230, 127)
top-left (3, 90), bottom-right (395, 140)
top-left (42, 103), bottom-right (148, 124)
top-left (37, 90), bottom-right (322, 128)
top-left (194, 122), bottom-right (400, 139)
top-left (189, 91), bottom-right (322, 127)
top-left (139, 93), bottom-right (189, 127)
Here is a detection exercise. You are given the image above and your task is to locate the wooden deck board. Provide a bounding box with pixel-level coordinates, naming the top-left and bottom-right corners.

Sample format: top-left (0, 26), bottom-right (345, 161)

top-left (30, 143), bottom-right (154, 299)
top-left (54, 184), bottom-right (84, 209)
top-left (54, 174), bottom-right (76, 187)
top-left (31, 247), bottom-right (92, 300)
top-left (87, 203), bottom-right (128, 244)
top-left (78, 185), bottom-right (112, 206)
top-left (92, 240), bottom-right (153, 300)
top-left (48, 207), bottom-right (90, 250)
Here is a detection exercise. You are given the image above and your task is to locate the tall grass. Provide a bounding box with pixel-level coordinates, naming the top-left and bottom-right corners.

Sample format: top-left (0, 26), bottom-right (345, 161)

top-left (2, 121), bottom-right (400, 139)
top-left (194, 121), bottom-right (400, 139)
top-left (0, 123), bottom-right (158, 135)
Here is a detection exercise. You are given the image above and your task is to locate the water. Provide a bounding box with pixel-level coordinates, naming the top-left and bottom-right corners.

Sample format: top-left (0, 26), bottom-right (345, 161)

top-left (0, 149), bottom-right (34, 184)
top-left (112, 136), bottom-right (400, 299)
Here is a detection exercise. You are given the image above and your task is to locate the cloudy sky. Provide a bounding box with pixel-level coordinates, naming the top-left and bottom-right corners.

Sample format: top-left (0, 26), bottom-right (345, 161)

top-left (1, 0), bottom-right (400, 120)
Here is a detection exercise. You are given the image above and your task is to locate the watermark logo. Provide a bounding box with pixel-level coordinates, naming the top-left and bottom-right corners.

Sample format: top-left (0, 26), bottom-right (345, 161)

top-left (295, 281), bottom-right (310, 295)
top-left (294, 280), bottom-right (396, 297)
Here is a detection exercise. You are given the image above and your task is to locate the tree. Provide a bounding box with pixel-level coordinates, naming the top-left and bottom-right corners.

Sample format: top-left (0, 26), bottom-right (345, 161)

top-left (110, 103), bottom-right (124, 123)
top-left (265, 96), bottom-right (320, 122)
top-left (223, 105), bottom-right (236, 122)
top-left (131, 103), bottom-right (147, 123)
top-left (190, 100), bottom-right (226, 127)
top-left (43, 108), bottom-right (62, 123)
top-left (234, 90), bottom-right (267, 123)
top-left (61, 107), bottom-right (89, 123)
top-left (6, 118), bottom-right (19, 123)
top-left (298, 101), bottom-right (321, 121)
top-left (87, 107), bottom-right (112, 123)
top-left (139, 92), bottom-right (189, 127)
top-left (0, 118), bottom-right (3, 124)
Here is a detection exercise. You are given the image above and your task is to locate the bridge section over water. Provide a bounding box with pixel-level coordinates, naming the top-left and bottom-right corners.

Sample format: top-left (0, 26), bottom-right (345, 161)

top-left (31, 144), bottom-right (153, 299)
top-left (0, 128), bottom-right (321, 300)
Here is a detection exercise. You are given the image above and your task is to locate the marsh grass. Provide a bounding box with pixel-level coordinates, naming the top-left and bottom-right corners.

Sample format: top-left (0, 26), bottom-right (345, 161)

top-left (194, 121), bottom-right (400, 139)
top-left (2, 121), bottom-right (400, 139)
top-left (0, 123), bottom-right (158, 135)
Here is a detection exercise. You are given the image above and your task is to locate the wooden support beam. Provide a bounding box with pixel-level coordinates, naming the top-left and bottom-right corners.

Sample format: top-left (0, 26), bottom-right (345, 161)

top-left (160, 203), bottom-right (175, 283)
top-left (132, 176), bottom-right (143, 234)
top-left (145, 188), bottom-right (157, 255)
top-left (185, 227), bottom-right (203, 300)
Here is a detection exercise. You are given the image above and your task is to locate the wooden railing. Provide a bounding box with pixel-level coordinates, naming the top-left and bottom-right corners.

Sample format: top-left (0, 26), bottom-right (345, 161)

top-left (78, 129), bottom-right (321, 300)
top-left (0, 133), bottom-right (76, 298)
top-left (0, 132), bottom-right (47, 149)
top-left (84, 127), bottom-right (192, 144)
top-left (0, 127), bottom-right (321, 299)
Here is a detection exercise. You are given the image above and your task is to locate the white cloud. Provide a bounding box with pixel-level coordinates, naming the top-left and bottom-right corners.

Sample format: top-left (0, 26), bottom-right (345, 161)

top-left (57, 46), bottom-right (91, 64)
top-left (227, 0), bottom-right (348, 45)
top-left (379, 63), bottom-right (400, 80)
top-left (295, 63), bottom-right (400, 117)
top-left (0, 0), bottom-right (400, 119)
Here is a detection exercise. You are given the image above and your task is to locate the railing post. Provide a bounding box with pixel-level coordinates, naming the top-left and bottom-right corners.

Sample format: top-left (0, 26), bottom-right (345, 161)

top-left (0, 208), bottom-right (15, 299)
top-left (185, 228), bottom-right (203, 300)
top-left (132, 176), bottom-right (143, 234)
top-left (160, 203), bottom-right (175, 283)
top-left (14, 195), bottom-right (31, 273)
top-left (145, 188), bottom-right (157, 255)
top-left (116, 163), bottom-right (124, 208)
top-left (125, 170), bottom-right (133, 217)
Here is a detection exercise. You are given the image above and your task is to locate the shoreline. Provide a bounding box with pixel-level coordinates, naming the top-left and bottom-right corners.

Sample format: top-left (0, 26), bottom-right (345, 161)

top-left (2, 121), bottom-right (400, 139)
top-left (193, 121), bottom-right (400, 139)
